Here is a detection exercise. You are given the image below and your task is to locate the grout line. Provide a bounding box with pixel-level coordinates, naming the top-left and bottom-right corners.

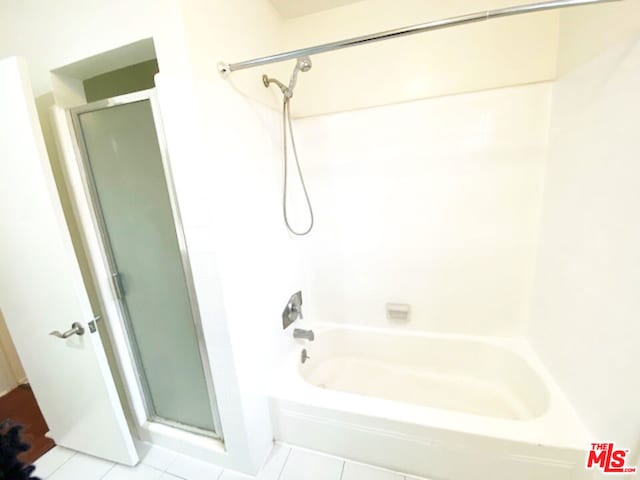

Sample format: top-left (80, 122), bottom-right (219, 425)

top-left (277, 443), bottom-right (347, 464)
top-left (146, 464), bottom-right (167, 474)
top-left (141, 446), bottom-right (174, 473)
top-left (279, 443), bottom-right (419, 479)
top-left (42, 448), bottom-right (77, 479)
top-left (276, 447), bottom-right (293, 480)
top-left (164, 457), bottom-right (188, 480)
top-left (166, 472), bottom-right (187, 480)
top-left (339, 460), bottom-right (346, 480)
top-left (166, 450), bottom-right (180, 473)
top-left (99, 462), bottom-right (116, 479)
top-left (165, 453), bottom-right (181, 475)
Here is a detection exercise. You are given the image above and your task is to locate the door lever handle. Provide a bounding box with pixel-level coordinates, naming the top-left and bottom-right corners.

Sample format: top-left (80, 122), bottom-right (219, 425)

top-left (49, 322), bottom-right (85, 339)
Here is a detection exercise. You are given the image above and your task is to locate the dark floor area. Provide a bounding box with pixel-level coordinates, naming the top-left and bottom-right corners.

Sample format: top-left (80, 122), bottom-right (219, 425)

top-left (0, 384), bottom-right (55, 464)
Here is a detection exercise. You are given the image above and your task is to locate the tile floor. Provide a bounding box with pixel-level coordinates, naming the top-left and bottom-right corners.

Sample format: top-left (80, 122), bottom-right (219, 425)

top-left (33, 443), bottom-right (427, 480)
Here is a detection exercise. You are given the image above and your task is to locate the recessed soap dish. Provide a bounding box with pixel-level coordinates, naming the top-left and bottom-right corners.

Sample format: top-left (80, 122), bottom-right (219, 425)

top-left (386, 303), bottom-right (410, 323)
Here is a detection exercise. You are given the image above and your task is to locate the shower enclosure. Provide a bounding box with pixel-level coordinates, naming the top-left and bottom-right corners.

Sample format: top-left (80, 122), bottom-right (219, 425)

top-left (70, 90), bottom-right (221, 438)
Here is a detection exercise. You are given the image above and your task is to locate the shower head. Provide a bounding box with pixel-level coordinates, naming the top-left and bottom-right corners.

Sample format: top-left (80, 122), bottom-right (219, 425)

top-left (262, 57), bottom-right (312, 99)
top-left (296, 56), bottom-right (312, 73)
top-left (288, 56), bottom-right (312, 95)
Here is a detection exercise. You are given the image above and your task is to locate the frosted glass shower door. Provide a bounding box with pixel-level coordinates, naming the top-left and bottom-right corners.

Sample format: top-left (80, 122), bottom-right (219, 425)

top-left (74, 96), bottom-right (218, 435)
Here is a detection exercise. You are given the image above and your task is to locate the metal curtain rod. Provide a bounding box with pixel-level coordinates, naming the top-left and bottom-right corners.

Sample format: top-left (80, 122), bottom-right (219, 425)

top-left (218, 0), bottom-right (620, 76)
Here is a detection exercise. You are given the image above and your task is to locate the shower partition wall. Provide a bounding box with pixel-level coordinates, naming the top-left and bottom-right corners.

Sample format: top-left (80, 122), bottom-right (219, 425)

top-left (70, 90), bottom-right (222, 438)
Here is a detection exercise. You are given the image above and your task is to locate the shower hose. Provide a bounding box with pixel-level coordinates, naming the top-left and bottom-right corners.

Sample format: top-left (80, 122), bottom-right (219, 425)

top-left (282, 96), bottom-right (314, 236)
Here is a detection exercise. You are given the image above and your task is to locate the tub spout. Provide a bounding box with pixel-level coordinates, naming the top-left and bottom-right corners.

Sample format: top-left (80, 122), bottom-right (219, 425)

top-left (293, 328), bottom-right (314, 341)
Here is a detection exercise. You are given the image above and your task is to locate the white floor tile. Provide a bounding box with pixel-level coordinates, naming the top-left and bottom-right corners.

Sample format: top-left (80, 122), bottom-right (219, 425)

top-left (342, 462), bottom-right (404, 480)
top-left (34, 444), bottom-right (419, 480)
top-left (257, 444), bottom-right (290, 480)
top-left (141, 444), bottom-right (179, 472)
top-left (103, 463), bottom-right (164, 480)
top-left (33, 446), bottom-right (75, 479)
top-left (279, 449), bottom-right (344, 480)
top-left (166, 453), bottom-right (224, 480)
top-left (219, 471), bottom-right (251, 480)
top-left (47, 452), bottom-right (114, 480)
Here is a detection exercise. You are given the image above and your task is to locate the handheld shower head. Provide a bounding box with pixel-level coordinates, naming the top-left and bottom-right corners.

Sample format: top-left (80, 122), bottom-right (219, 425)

top-left (262, 57), bottom-right (312, 99)
top-left (288, 56), bottom-right (312, 95)
top-left (261, 58), bottom-right (315, 236)
top-left (296, 56), bottom-right (312, 72)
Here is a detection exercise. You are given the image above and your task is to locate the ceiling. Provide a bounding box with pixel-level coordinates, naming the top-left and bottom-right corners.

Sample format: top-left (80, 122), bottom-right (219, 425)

top-left (270, 0), bottom-right (363, 18)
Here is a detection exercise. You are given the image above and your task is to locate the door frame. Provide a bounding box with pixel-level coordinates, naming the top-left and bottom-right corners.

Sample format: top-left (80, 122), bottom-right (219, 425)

top-left (64, 88), bottom-right (223, 441)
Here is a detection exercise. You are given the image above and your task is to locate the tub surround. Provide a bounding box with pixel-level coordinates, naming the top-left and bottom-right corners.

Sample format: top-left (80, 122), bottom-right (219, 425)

top-left (528, 19), bottom-right (640, 451)
top-left (294, 82), bottom-right (551, 336)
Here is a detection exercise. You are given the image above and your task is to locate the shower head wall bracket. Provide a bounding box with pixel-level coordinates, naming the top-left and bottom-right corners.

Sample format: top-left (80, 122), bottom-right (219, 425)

top-left (263, 75), bottom-right (292, 98)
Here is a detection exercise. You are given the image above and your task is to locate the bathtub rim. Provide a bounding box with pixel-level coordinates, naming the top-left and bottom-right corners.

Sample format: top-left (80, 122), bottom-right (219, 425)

top-left (270, 322), bottom-right (592, 451)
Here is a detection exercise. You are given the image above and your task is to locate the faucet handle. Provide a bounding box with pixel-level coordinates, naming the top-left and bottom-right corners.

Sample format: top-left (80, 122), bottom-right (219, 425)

top-left (292, 304), bottom-right (303, 320)
top-left (282, 290), bottom-right (303, 329)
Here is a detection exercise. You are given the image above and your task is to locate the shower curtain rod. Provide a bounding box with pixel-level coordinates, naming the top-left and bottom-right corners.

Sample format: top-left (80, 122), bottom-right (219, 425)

top-left (218, 0), bottom-right (620, 76)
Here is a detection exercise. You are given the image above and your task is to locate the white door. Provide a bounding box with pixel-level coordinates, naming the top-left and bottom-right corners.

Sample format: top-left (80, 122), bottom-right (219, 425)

top-left (0, 56), bottom-right (138, 465)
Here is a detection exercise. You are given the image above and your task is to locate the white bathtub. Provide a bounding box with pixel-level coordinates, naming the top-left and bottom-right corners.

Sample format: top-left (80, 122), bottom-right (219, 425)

top-left (269, 324), bottom-right (592, 480)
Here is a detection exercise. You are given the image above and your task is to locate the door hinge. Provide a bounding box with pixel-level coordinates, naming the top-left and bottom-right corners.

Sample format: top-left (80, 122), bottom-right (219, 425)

top-left (111, 272), bottom-right (125, 299)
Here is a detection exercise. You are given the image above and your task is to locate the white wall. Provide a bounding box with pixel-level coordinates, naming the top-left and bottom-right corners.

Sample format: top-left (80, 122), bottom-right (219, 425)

top-left (0, 0), bottom-right (191, 207)
top-left (0, 0), bottom-right (187, 96)
top-left (0, 0), bottom-right (561, 118)
top-left (291, 82), bottom-right (551, 335)
top-left (164, 0), bottom-right (300, 472)
top-left (556, 0), bottom-right (640, 76)
top-left (180, 0), bottom-right (283, 106)
top-left (0, 0), bottom-right (284, 473)
top-left (178, 0), bottom-right (301, 395)
top-left (274, 0), bottom-right (559, 117)
top-left (528, 0), bottom-right (640, 462)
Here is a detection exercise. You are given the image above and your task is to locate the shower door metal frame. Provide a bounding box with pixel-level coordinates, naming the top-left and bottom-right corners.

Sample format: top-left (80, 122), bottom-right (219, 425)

top-left (69, 89), bottom-right (223, 440)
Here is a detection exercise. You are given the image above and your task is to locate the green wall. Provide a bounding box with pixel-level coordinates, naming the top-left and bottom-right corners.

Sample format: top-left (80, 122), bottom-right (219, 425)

top-left (83, 59), bottom-right (159, 102)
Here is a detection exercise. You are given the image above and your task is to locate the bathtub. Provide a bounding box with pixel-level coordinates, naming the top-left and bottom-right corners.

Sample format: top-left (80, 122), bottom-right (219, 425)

top-left (269, 324), bottom-right (592, 480)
